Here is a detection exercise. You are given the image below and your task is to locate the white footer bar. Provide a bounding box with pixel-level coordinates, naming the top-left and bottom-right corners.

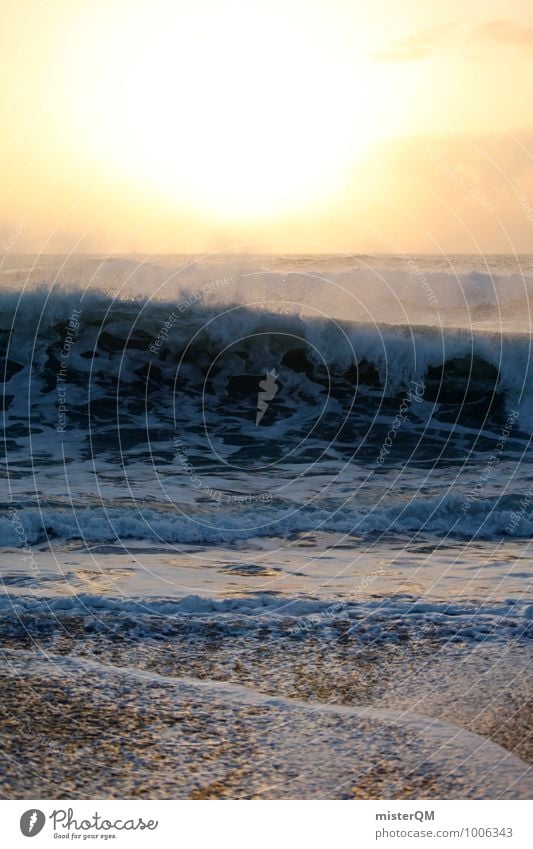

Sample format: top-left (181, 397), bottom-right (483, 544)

top-left (1, 799), bottom-right (530, 848)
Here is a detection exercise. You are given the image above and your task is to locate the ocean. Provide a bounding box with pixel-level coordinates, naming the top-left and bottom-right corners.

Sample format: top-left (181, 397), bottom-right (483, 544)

top-left (0, 252), bottom-right (531, 798)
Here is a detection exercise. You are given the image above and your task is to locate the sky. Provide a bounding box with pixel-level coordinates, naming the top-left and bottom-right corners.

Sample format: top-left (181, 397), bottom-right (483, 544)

top-left (1, 0), bottom-right (533, 254)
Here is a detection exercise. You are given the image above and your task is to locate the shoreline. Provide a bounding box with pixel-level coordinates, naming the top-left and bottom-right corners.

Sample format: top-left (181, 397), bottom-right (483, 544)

top-left (0, 632), bottom-right (531, 799)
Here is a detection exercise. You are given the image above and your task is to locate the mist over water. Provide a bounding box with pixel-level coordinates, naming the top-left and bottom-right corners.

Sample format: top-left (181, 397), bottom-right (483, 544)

top-left (2, 252), bottom-right (533, 330)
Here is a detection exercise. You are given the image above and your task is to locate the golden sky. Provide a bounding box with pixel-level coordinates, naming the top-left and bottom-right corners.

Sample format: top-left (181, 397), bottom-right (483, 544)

top-left (1, 0), bottom-right (533, 253)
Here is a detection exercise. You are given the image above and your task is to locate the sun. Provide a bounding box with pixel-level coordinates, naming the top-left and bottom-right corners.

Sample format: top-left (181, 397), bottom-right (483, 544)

top-left (58, 1), bottom-right (402, 219)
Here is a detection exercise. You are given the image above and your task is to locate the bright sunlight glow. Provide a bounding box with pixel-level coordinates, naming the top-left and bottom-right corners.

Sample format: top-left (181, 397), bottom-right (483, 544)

top-left (60, 1), bottom-right (405, 219)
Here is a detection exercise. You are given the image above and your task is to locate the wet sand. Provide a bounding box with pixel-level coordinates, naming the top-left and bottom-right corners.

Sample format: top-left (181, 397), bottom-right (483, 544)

top-left (0, 634), bottom-right (531, 799)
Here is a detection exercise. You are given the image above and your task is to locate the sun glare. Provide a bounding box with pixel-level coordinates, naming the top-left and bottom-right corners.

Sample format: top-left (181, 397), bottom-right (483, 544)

top-left (60, 1), bottom-right (400, 219)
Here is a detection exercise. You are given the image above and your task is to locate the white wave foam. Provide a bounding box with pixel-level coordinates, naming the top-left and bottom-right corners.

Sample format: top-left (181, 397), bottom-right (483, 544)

top-left (0, 593), bottom-right (530, 645)
top-left (1, 494), bottom-right (532, 546)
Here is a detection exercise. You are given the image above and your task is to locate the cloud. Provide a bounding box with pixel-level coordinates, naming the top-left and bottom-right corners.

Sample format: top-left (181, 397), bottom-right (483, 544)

top-left (373, 23), bottom-right (455, 63)
top-left (475, 18), bottom-right (533, 50)
top-left (343, 126), bottom-right (533, 253)
top-left (373, 18), bottom-right (533, 64)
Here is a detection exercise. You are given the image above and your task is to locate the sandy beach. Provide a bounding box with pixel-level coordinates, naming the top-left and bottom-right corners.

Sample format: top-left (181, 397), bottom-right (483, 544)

top-left (0, 617), bottom-right (530, 799)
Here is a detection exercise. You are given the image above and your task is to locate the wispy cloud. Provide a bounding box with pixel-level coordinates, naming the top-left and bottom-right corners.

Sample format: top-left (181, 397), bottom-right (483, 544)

top-left (475, 18), bottom-right (533, 50)
top-left (373, 18), bottom-right (533, 64)
top-left (373, 23), bottom-right (455, 63)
